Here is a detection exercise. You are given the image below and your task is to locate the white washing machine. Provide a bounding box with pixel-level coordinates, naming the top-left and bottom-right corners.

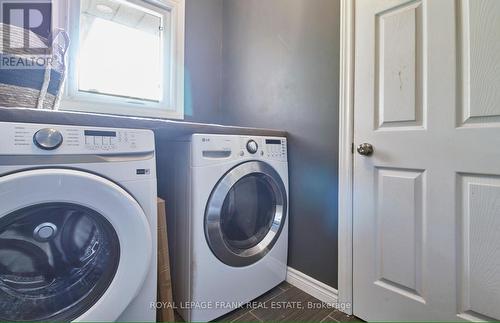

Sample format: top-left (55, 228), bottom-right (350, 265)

top-left (0, 122), bottom-right (157, 322)
top-left (164, 134), bottom-right (289, 322)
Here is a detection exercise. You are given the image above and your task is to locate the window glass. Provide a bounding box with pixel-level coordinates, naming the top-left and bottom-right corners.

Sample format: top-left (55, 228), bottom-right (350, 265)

top-left (0, 203), bottom-right (120, 322)
top-left (220, 174), bottom-right (277, 250)
top-left (79, 0), bottom-right (163, 101)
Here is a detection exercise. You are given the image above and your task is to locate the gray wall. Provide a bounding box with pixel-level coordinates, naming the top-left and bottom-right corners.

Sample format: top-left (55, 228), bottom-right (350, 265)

top-left (220, 0), bottom-right (340, 287)
top-left (1, 0), bottom-right (341, 288)
top-left (183, 0), bottom-right (223, 123)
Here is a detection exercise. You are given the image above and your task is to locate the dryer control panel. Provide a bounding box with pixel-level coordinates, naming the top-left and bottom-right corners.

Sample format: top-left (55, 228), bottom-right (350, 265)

top-left (238, 136), bottom-right (287, 161)
top-left (192, 134), bottom-right (287, 167)
top-left (263, 138), bottom-right (287, 159)
top-left (1, 122), bottom-right (155, 155)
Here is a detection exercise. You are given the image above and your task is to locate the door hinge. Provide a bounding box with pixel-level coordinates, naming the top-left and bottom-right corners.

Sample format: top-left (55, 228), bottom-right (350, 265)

top-left (351, 143), bottom-right (354, 154)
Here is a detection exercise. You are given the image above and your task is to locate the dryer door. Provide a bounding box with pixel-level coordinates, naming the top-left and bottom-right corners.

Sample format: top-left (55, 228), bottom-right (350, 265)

top-left (205, 161), bottom-right (287, 267)
top-left (0, 169), bottom-right (152, 322)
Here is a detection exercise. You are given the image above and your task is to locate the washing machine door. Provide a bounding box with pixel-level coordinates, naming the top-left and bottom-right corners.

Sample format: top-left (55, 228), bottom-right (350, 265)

top-left (205, 161), bottom-right (287, 267)
top-left (0, 169), bottom-right (152, 322)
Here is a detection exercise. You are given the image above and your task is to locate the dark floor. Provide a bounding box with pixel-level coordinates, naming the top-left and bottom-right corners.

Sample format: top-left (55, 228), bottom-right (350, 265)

top-left (174, 282), bottom-right (361, 322)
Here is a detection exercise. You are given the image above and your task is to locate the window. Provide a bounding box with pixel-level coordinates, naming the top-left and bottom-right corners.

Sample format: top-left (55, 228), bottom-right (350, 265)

top-left (61, 0), bottom-right (185, 119)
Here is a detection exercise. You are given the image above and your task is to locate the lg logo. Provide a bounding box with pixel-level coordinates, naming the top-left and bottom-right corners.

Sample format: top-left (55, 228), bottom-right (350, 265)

top-left (1, 0), bottom-right (52, 55)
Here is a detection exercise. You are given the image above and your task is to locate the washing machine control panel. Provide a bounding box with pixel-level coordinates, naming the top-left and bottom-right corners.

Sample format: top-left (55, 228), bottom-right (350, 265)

top-left (2, 122), bottom-right (155, 155)
top-left (83, 129), bottom-right (140, 151)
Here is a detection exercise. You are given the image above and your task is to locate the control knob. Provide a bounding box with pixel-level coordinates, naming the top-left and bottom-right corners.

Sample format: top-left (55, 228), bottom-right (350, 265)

top-left (33, 128), bottom-right (63, 150)
top-left (246, 140), bottom-right (258, 154)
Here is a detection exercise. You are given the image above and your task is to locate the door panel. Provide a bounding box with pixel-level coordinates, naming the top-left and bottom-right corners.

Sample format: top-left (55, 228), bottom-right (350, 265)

top-left (458, 0), bottom-right (500, 125)
top-left (459, 175), bottom-right (500, 321)
top-left (353, 0), bottom-right (500, 321)
top-left (375, 168), bottom-right (424, 302)
top-left (375, 1), bottom-right (424, 129)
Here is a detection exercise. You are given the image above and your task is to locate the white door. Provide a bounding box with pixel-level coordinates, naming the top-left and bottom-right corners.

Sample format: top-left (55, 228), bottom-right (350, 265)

top-left (353, 0), bottom-right (500, 321)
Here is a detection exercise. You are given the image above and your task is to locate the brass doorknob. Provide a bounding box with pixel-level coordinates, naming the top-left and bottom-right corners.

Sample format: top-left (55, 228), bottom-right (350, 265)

top-left (357, 143), bottom-right (374, 156)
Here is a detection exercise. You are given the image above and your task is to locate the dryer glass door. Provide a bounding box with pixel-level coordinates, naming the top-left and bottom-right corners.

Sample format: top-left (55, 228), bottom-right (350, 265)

top-left (205, 161), bottom-right (287, 267)
top-left (0, 169), bottom-right (153, 322)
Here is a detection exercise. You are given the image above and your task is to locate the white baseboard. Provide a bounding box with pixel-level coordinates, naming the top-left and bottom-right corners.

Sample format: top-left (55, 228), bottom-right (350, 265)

top-left (286, 267), bottom-right (338, 305)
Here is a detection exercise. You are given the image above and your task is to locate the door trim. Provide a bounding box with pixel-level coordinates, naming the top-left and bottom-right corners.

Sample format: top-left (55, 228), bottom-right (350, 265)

top-left (338, 0), bottom-right (355, 316)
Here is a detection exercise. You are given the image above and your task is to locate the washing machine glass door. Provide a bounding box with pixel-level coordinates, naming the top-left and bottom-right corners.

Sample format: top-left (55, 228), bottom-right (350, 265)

top-left (0, 169), bottom-right (152, 322)
top-left (205, 161), bottom-right (287, 267)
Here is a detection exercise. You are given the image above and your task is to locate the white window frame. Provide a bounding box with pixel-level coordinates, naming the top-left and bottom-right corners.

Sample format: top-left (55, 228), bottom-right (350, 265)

top-left (57, 0), bottom-right (185, 119)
